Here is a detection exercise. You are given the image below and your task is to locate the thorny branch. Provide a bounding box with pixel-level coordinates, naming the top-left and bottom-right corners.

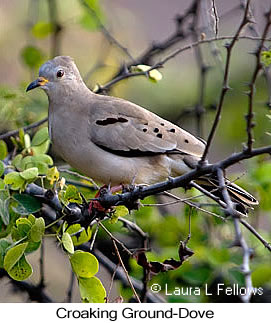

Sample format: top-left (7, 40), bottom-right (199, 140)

top-left (216, 167), bottom-right (253, 302)
top-left (246, 9), bottom-right (271, 152)
top-left (201, 0), bottom-right (252, 163)
top-left (233, 218), bottom-right (254, 303)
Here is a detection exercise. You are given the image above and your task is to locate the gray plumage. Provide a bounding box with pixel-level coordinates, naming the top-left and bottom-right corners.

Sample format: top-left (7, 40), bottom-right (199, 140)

top-left (26, 56), bottom-right (258, 213)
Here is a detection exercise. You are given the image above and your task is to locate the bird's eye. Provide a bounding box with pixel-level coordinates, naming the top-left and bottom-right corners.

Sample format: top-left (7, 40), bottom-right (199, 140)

top-left (56, 69), bottom-right (64, 78)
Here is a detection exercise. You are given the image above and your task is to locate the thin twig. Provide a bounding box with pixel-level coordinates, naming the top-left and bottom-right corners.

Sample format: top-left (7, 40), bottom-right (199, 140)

top-left (80, 0), bottom-right (135, 62)
top-left (240, 219), bottom-right (271, 251)
top-left (118, 217), bottom-right (148, 244)
top-left (99, 222), bottom-right (133, 256)
top-left (112, 240), bottom-right (141, 303)
top-left (161, 191), bottom-right (226, 220)
top-left (89, 221), bottom-right (100, 251)
top-left (106, 263), bottom-right (119, 303)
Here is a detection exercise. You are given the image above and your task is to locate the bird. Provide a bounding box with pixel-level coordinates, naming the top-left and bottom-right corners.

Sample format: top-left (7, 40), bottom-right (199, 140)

top-left (26, 56), bottom-right (258, 214)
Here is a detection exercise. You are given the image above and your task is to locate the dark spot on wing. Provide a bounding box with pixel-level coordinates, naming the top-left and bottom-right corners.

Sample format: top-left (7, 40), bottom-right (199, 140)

top-left (184, 139), bottom-right (189, 143)
top-left (160, 123), bottom-right (165, 126)
top-left (157, 133), bottom-right (163, 138)
top-left (169, 128), bottom-right (175, 133)
top-left (143, 128), bottom-right (147, 132)
top-left (96, 117), bottom-right (128, 126)
top-left (153, 128), bottom-right (159, 133)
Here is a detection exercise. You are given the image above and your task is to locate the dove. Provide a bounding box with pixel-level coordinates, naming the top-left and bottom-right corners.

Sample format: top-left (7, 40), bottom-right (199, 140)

top-left (26, 56), bottom-right (258, 213)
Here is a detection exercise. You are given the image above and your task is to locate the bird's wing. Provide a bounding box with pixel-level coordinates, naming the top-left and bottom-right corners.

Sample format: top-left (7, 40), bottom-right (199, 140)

top-left (88, 95), bottom-right (205, 157)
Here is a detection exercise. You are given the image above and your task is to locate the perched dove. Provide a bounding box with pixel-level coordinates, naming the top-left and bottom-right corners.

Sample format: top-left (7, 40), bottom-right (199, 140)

top-left (26, 56), bottom-right (258, 213)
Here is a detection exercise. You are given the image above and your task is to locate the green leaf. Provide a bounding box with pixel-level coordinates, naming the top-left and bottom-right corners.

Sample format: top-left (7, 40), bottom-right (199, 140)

top-left (25, 240), bottom-right (41, 254)
top-left (13, 194), bottom-right (41, 214)
top-left (0, 161), bottom-right (4, 177)
top-left (261, 50), bottom-right (271, 67)
top-left (21, 45), bottom-right (45, 69)
top-left (181, 266), bottom-right (212, 285)
top-left (0, 239), bottom-right (11, 268)
top-left (110, 205), bottom-right (128, 224)
top-left (64, 185), bottom-right (83, 204)
top-left (16, 217), bottom-right (32, 237)
top-left (207, 248), bottom-right (230, 266)
top-left (24, 133), bottom-right (31, 150)
top-left (20, 167), bottom-right (39, 181)
top-left (31, 128), bottom-right (49, 146)
top-left (4, 172), bottom-right (25, 190)
top-left (83, 0), bottom-right (100, 9)
top-left (21, 156), bottom-right (33, 170)
top-left (30, 217), bottom-right (45, 242)
top-left (252, 264), bottom-right (271, 286)
top-left (70, 250), bottom-right (98, 278)
top-left (228, 268), bottom-right (245, 286)
top-left (4, 242), bottom-right (28, 272)
top-left (19, 129), bottom-right (25, 146)
top-left (7, 255), bottom-right (33, 281)
top-left (0, 140), bottom-right (7, 160)
top-left (79, 0), bottom-right (105, 31)
top-left (0, 179), bottom-right (5, 189)
top-left (11, 227), bottom-right (22, 242)
top-left (32, 154), bottom-right (53, 165)
top-left (32, 139), bottom-right (50, 155)
top-left (79, 12), bottom-right (100, 31)
top-left (32, 21), bottom-right (54, 38)
top-left (28, 214), bottom-right (36, 225)
top-left (62, 232), bottom-right (74, 254)
top-left (79, 276), bottom-right (106, 303)
top-left (12, 154), bottom-right (23, 170)
top-left (66, 224), bottom-right (92, 246)
top-left (47, 166), bottom-right (59, 185)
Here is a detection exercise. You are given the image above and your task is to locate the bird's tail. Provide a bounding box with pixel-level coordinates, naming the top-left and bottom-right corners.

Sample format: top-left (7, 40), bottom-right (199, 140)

top-left (195, 175), bottom-right (259, 215)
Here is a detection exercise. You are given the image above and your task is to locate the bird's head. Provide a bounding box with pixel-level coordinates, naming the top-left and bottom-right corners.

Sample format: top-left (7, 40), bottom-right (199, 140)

top-left (26, 56), bottom-right (84, 96)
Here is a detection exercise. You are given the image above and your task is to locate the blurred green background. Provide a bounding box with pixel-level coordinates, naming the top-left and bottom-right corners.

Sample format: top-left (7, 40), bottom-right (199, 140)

top-left (0, 0), bottom-right (271, 302)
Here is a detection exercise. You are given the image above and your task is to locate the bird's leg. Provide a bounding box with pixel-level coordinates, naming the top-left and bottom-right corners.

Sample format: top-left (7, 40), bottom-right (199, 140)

top-left (88, 184), bottom-right (126, 216)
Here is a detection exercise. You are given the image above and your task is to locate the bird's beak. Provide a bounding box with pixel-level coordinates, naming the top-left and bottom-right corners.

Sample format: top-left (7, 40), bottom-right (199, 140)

top-left (26, 77), bottom-right (49, 92)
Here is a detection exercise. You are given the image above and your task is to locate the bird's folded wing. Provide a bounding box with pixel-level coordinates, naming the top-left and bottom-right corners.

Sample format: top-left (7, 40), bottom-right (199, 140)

top-left (88, 96), bottom-right (205, 157)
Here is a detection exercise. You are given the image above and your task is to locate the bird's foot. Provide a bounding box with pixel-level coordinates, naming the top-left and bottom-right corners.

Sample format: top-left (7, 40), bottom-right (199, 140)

top-left (88, 184), bottom-right (129, 216)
